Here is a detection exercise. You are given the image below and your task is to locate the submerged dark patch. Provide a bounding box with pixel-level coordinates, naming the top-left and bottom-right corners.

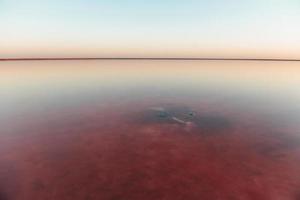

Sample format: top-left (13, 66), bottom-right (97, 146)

top-left (136, 105), bottom-right (231, 132)
top-left (194, 115), bottom-right (231, 131)
top-left (137, 105), bottom-right (195, 124)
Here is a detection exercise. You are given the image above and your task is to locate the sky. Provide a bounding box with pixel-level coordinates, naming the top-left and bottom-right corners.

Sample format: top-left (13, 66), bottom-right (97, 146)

top-left (0, 0), bottom-right (300, 58)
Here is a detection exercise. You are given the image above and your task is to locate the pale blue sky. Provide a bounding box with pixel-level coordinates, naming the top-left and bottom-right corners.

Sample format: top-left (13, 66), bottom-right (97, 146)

top-left (1, 0), bottom-right (300, 58)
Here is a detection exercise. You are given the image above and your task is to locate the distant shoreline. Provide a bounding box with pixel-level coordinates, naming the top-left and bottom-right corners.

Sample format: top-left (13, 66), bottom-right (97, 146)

top-left (0, 58), bottom-right (299, 62)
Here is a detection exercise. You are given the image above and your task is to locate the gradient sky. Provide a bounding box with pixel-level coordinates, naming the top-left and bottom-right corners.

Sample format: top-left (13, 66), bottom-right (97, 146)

top-left (1, 0), bottom-right (300, 58)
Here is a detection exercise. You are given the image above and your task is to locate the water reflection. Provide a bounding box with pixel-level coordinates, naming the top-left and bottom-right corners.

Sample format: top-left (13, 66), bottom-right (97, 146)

top-left (0, 60), bottom-right (299, 200)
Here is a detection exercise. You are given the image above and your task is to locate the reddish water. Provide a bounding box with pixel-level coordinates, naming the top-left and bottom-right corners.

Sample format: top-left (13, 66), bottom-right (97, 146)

top-left (0, 60), bottom-right (300, 200)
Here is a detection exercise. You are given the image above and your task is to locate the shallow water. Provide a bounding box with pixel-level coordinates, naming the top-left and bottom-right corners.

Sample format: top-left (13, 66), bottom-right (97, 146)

top-left (0, 60), bottom-right (300, 200)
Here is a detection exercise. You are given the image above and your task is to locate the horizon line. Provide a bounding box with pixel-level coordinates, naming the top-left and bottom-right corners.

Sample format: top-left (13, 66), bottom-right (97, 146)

top-left (0, 57), bottom-right (300, 62)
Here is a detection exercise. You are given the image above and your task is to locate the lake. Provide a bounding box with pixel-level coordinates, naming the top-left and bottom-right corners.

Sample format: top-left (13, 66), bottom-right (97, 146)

top-left (0, 60), bottom-right (300, 200)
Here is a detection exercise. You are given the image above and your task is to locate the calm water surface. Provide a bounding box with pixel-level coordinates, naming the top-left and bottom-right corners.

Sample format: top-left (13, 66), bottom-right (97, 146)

top-left (0, 60), bottom-right (300, 200)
